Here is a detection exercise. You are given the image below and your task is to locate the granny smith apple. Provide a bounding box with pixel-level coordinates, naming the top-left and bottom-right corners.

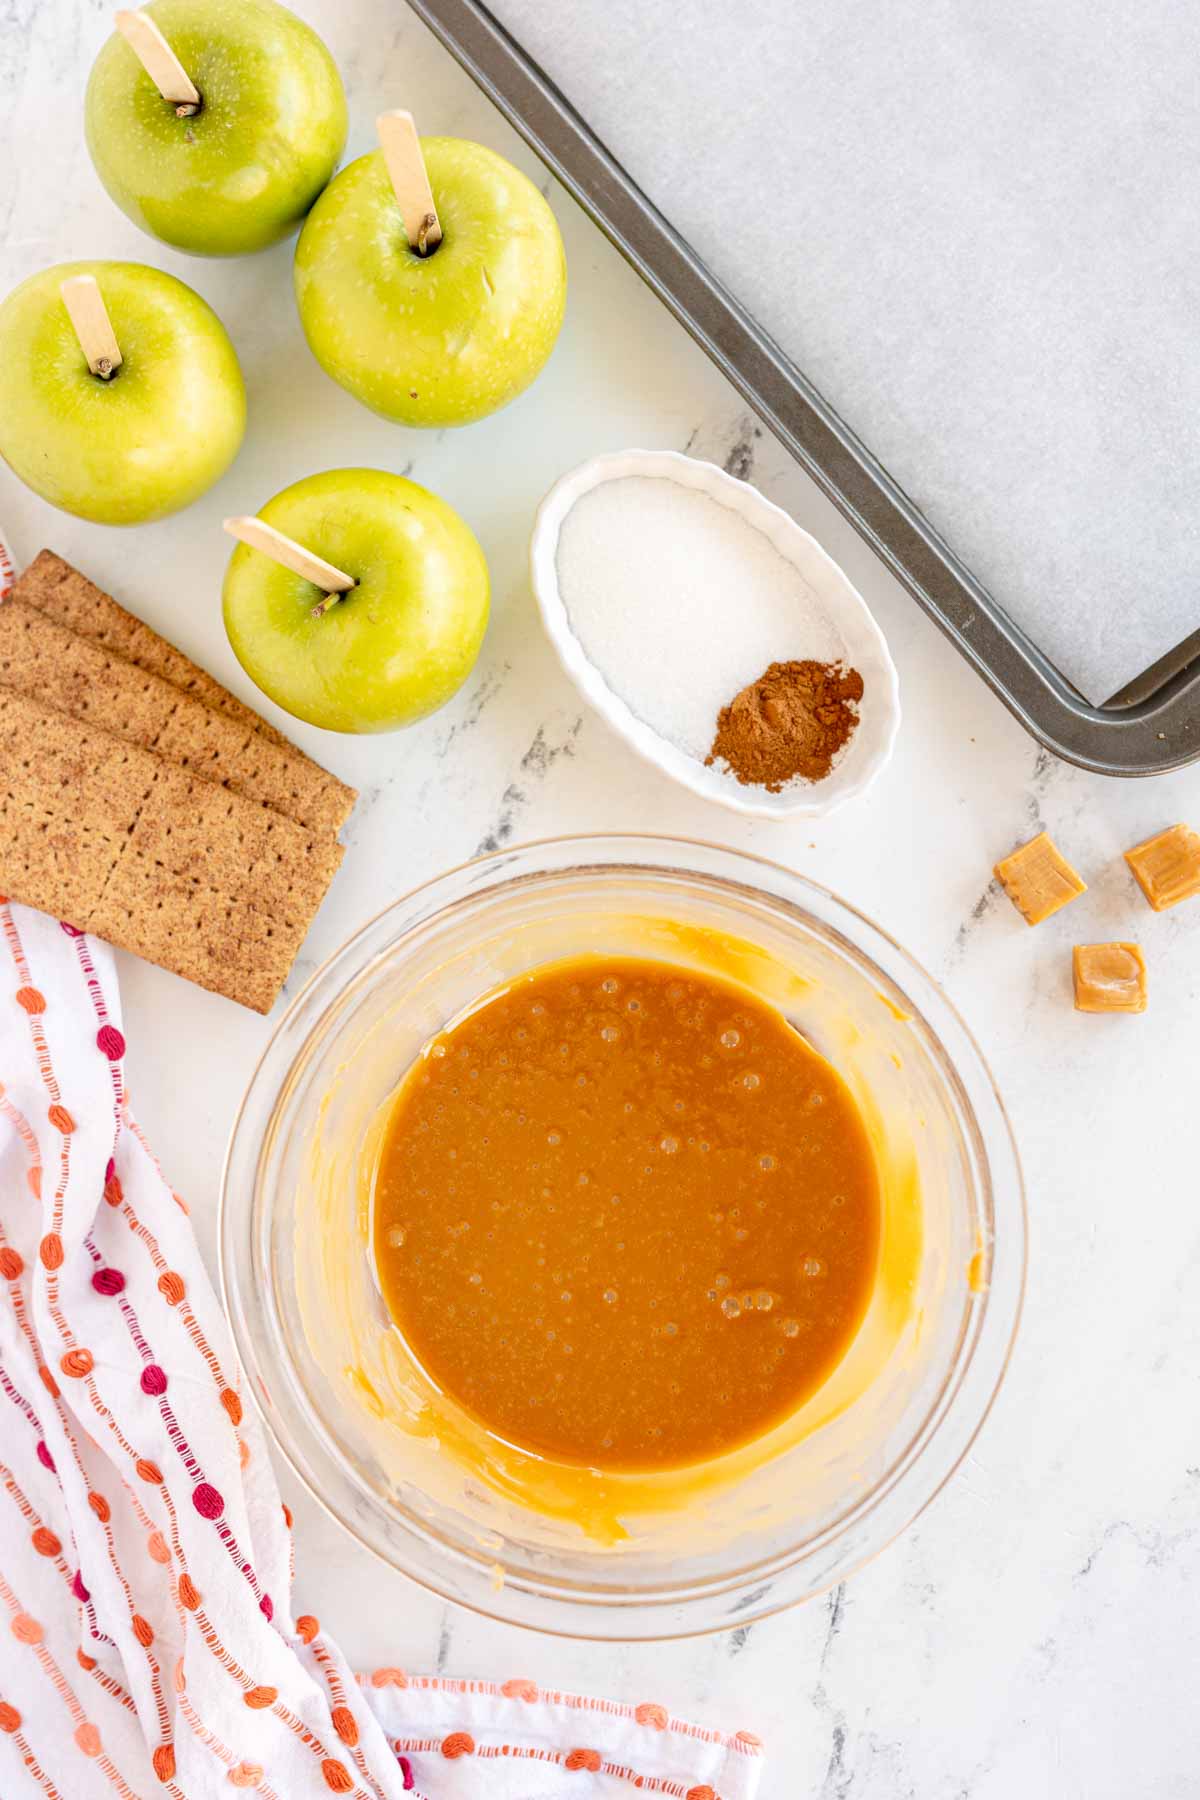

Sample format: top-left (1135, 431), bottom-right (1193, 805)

top-left (222, 468), bottom-right (490, 732)
top-left (294, 137), bottom-right (566, 426)
top-left (85, 0), bottom-right (347, 257)
top-left (0, 260), bottom-right (245, 525)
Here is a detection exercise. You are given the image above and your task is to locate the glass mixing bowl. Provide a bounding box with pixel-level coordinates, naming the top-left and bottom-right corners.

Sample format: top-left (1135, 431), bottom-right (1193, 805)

top-left (220, 836), bottom-right (1024, 1639)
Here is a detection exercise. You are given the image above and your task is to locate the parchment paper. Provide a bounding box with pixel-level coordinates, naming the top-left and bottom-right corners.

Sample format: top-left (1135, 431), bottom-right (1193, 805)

top-left (490, 0), bottom-right (1200, 704)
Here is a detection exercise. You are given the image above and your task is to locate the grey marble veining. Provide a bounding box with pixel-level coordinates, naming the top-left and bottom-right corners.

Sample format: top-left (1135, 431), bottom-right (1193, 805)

top-left (2, 4), bottom-right (1199, 1796)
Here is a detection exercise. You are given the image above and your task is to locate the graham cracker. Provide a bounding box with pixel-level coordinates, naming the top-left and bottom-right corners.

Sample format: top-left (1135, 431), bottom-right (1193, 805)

top-left (0, 687), bottom-right (342, 1013)
top-left (11, 550), bottom-right (355, 831)
top-left (0, 599), bottom-right (351, 837)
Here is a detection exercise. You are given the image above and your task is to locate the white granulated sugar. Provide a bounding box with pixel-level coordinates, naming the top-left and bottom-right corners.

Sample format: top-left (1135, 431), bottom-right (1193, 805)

top-left (555, 475), bottom-right (846, 762)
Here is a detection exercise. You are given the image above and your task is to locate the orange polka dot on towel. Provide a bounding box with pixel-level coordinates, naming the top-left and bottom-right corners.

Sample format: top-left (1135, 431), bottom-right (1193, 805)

top-left (173, 1659), bottom-right (187, 1695)
top-left (15, 986), bottom-right (45, 1014)
top-left (0, 1247), bottom-right (23, 1280)
top-left (244, 1686), bottom-right (277, 1710)
top-left (441, 1732), bottom-right (475, 1759)
top-left (735, 1730), bottom-right (763, 1748)
top-left (152, 1743), bottom-right (176, 1783)
top-left (103, 1174), bottom-right (122, 1207)
top-left (157, 1270), bottom-right (186, 1305)
top-left (220, 1387), bottom-right (243, 1426)
top-left (136, 1458), bottom-right (163, 1484)
top-left (322, 1759), bottom-right (354, 1793)
top-left (11, 1613), bottom-right (43, 1644)
top-left (31, 1526), bottom-right (60, 1557)
top-left (501, 1678), bottom-right (538, 1702)
top-left (686, 1787), bottom-right (715, 1800)
top-left (26, 1166), bottom-right (40, 1199)
top-left (565, 1748), bottom-right (602, 1772)
top-left (0, 1702), bottom-right (20, 1732)
top-left (296, 1614), bottom-right (319, 1643)
top-left (147, 1530), bottom-right (171, 1565)
top-left (60, 1348), bottom-right (94, 1378)
top-left (48, 1105), bottom-right (74, 1134)
top-left (635, 1703), bottom-right (668, 1729)
top-left (39, 1232), bottom-right (63, 1270)
top-left (132, 1614), bottom-right (154, 1648)
top-left (88, 1491), bottom-right (111, 1523)
top-left (331, 1706), bottom-right (358, 1747)
top-left (37, 1363), bottom-right (60, 1399)
top-left (228, 1762), bottom-right (263, 1788)
top-left (370, 1666), bottom-right (407, 1688)
top-left (77, 1649), bottom-right (97, 1672)
top-left (177, 1574), bottom-right (200, 1611)
top-left (74, 1723), bottom-right (101, 1756)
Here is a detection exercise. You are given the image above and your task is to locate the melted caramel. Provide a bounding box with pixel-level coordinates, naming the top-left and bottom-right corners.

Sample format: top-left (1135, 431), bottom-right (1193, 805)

top-left (373, 956), bottom-right (880, 1472)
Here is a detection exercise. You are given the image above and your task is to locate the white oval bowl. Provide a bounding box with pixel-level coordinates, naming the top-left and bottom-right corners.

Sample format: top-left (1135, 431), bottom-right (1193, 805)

top-left (530, 449), bottom-right (901, 819)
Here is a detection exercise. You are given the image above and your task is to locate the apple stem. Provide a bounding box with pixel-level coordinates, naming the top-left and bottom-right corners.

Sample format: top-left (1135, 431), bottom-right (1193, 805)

top-left (310, 590), bottom-right (349, 619)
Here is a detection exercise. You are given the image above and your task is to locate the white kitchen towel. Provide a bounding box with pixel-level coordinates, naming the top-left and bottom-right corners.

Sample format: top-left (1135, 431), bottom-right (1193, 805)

top-left (0, 897), bottom-right (764, 1800)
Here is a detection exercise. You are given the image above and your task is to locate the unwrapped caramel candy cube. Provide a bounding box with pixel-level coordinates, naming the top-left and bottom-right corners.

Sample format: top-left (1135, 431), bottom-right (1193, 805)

top-left (1124, 824), bottom-right (1200, 912)
top-left (1073, 943), bottom-right (1146, 1014)
top-left (994, 831), bottom-right (1086, 925)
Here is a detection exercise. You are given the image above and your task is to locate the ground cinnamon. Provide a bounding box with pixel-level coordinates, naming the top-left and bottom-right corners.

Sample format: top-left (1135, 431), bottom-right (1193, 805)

top-left (706, 659), bottom-right (864, 790)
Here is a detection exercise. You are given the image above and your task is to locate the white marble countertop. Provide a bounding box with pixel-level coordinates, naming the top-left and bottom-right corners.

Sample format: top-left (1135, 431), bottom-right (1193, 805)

top-left (3, 3), bottom-right (1199, 1795)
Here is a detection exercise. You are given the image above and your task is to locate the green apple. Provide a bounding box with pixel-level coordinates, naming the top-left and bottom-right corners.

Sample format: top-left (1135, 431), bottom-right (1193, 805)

top-left (85, 0), bottom-right (347, 257)
top-left (0, 260), bottom-right (245, 525)
top-left (222, 468), bottom-right (490, 732)
top-left (294, 137), bottom-right (566, 427)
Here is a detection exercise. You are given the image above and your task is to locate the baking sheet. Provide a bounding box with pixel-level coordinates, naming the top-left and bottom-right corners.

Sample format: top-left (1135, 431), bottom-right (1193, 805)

top-left (484, 0), bottom-right (1200, 706)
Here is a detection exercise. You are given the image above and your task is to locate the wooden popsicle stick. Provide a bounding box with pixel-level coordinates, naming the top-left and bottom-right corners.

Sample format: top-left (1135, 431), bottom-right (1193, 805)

top-left (376, 110), bottom-right (443, 254)
top-left (114, 9), bottom-right (201, 112)
top-left (223, 517), bottom-right (356, 609)
top-left (60, 275), bottom-right (123, 379)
